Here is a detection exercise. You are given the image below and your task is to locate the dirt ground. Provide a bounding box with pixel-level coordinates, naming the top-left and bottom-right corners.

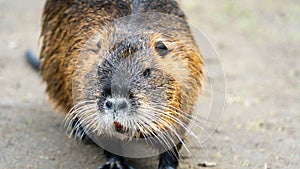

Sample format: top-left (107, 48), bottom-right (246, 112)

top-left (0, 0), bottom-right (299, 169)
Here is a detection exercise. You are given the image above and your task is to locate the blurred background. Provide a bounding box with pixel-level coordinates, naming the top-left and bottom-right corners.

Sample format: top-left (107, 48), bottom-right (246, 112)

top-left (0, 0), bottom-right (299, 168)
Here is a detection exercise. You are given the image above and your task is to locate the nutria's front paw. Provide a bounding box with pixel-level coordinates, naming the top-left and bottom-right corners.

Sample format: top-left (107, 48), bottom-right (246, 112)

top-left (98, 159), bottom-right (134, 169)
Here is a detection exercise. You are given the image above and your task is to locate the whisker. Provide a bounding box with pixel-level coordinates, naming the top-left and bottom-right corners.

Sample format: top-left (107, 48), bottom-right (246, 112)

top-left (142, 103), bottom-right (213, 142)
top-left (138, 109), bottom-right (192, 158)
top-left (139, 105), bottom-right (205, 133)
top-left (150, 101), bottom-right (207, 123)
top-left (137, 111), bottom-right (176, 152)
top-left (139, 105), bottom-right (214, 158)
top-left (65, 105), bottom-right (97, 133)
top-left (64, 100), bottom-right (98, 140)
top-left (155, 108), bottom-right (210, 146)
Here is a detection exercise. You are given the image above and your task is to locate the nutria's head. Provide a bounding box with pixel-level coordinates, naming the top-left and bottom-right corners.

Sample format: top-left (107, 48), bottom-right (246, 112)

top-left (95, 34), bottom-right (185, 137)
top-left (65, 13), bottom-right (203, 148)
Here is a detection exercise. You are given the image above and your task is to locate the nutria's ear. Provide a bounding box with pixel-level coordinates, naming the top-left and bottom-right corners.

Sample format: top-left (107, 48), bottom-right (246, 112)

top-left (155, 41), bottom-right (169, 57)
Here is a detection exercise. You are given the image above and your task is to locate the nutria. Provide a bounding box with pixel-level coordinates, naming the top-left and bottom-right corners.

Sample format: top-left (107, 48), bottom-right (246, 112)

top-left (32, 0), bottom-right (204, 168)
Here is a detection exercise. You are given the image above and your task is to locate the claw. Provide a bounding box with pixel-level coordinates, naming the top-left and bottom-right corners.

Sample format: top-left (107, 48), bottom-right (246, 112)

top-left (158, 166), bottom-right (176, 169)
top-left (98, 158), bottom-right (134, 169)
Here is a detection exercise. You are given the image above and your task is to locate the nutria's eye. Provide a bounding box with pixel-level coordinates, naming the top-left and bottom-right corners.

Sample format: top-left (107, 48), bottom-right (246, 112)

top-left (155, 41), bottom-right (169, 57)
top-left (142, 68), bottom-right (151, 78)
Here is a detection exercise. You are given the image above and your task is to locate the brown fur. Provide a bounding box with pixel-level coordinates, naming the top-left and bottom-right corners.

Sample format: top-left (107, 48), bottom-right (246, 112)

top-left (40, 0), bottom-right (203, 134)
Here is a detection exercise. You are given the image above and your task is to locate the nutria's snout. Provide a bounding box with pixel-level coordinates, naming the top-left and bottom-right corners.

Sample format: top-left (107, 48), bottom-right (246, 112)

top-left (101, 97), bottom-right (131, 133)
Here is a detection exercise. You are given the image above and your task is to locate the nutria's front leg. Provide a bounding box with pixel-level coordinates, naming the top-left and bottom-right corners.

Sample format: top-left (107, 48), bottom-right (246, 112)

top-left (99, 150), bottom-right (135, 169)
top-left (158, 143), bottom-right (182, 169)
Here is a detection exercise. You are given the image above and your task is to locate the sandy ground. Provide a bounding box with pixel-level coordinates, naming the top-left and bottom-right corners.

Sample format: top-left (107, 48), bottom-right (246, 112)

top-left (0, 0), bottom-right (299, 169)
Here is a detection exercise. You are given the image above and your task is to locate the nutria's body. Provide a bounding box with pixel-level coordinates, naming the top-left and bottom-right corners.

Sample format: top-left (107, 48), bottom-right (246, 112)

top-left (40, 0), bottom-right (203, 168)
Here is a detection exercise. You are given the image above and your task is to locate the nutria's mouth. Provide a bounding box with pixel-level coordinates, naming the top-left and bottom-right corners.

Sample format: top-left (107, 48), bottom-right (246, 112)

top-left (113, 121), bottom-right (125, 133)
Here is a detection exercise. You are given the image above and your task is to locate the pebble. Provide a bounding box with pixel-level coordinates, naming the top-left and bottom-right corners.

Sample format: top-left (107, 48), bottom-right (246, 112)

top-left (198, 161), bottom-right (217, 167)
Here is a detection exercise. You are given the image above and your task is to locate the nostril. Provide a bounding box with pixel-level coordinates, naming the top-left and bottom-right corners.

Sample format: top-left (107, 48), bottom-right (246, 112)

top-left (104, 99), bottom-right (128, 111)
top-left (116, 100), bottom-right (128, 111)
top-left (105, 100), bottom-right (113, 109)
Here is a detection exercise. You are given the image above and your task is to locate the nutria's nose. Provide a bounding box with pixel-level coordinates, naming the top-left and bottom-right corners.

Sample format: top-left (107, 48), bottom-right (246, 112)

top-left (104, 98), bottom-right (128, 112)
